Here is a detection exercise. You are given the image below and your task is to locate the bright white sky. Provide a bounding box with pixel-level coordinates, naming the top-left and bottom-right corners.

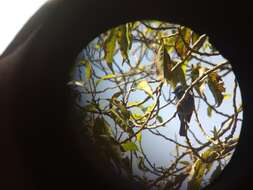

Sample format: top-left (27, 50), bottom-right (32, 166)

top-left (0, 0), bottom-right (48, 55)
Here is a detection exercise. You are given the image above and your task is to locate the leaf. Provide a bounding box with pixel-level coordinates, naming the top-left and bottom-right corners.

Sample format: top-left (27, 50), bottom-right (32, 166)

top-left (136, 132), bottom-right (142, 143)
top-left (157, 115), bottom-right (163, 123)
top-left (180, 161), bottom-right (190, 165)
top-left (191, 64), bottom-right (206, 96)
top-left (212, 126), bottom-right (219, 139)
top-left (136, 80), bottom-right (153, 98)
top-left (188, 148), bottom-right (215, 190)
top-left (121, 142), bottom-right (139, 152)
top-left (175, 27), bottom-right (192, 59)
top-left (111, 91), bottom-right (122, 100)
top-left (83, 103), bottom-right (97, 112)
top-left (116, 24), bottom-right (132, 62)
top-left (192, 32), bottom-right (200, 45)
top-left (207, 71), bottom-right (225, 107)
top-left (132, 113), bottom-right (145, 121)
top-left (155, 44), bottom-right (186, 89)
top-left (155, 44), bottom-right (169, 81)
top-left (112, 99), bottom-right (130, 119)
top-left (143, 103), bottom-right (156, 114)
top-left (223, 93), bottom-right (231, 100)
top-left (207, 106), bottom-right (212, 117)
top-left (96, 74), bottom-right (116, 86)
top-left (109, 108), bottom-right (129, 132)
top-left (84, 60), bottom-right (92, 80)
top-left (104, 29), bottom-right (117, 67)
top-left (192, 34), bottom-right (208, 51)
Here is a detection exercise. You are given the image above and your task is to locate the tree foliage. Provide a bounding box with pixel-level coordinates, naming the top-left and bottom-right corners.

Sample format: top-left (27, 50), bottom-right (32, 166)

top-left (68, 20), bottom-right (243, 190)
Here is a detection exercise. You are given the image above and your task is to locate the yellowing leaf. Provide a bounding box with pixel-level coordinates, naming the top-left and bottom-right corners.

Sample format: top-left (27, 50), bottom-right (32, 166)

top-left (132, 113), bottom-right (144, 120)
top-left (175, 27), bottom-right (192, 59)
top-left (136, 132), bottom-right (142, 143)
top-left (96, 74), bottom-right (115, 86)
top-left (109, 108), bottom-right (128, 132)
top-left (85, 61), bottom-right (92, 80)
top-left (143, 103), bottom-right (156, 114)
top-left (104, 29), bottom-right (117, 67)
top-left (192, 32), bottom-right (200, 45)
top-left (188, 148), bottom-right (215, 190)
top-left (136, 80), bottom-right (153, 97)
top-left (191, 65), bottom-right (207, 96)
top-left (155, 44), bottom-right (186, 89)
top-left (223, 93), bottom-right (231, 100)
top-left (208, 71), bottom-right (225, 107)
top-left (122, 142), bottom-right (139, 152)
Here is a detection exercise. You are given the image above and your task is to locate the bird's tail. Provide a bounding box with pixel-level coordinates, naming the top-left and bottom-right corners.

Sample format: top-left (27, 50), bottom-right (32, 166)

top-left (179, 121), bottom-right (187, 136)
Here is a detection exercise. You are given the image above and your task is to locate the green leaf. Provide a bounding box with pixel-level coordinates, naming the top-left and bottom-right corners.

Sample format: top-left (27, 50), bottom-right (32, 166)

top-left (155, 44), bottom-right (169, 82)
top-left (116, 24), bottom-right (132, 62)
top-left (207, 71), bottom-right (225, 107)
top-left (136, 80), bottom-right (153, 98)
top-left (96, 74), bottom-right (116, 86)
top-left (121, 142), bottom-right (139, 152)
top-left (104, 29), bottom-right (117, 67)
top-left (207, 106), bottom-right (212, 117)
top-left (157, 115), bottom-right (163, 123)
top-left (180, 161), bottom-right (190, 165)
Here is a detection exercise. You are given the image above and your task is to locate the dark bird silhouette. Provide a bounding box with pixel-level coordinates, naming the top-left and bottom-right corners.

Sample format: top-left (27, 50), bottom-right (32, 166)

top-left (173, 85), bottom-right (195, 136)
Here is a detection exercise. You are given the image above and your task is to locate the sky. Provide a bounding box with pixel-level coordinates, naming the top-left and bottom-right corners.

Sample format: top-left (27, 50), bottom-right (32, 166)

top-left (0, 0), bottom-right (48, 55)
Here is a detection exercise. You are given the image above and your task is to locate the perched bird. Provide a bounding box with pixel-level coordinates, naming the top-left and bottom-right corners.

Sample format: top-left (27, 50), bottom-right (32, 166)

top-left (173, 85), bottom-right (195, 136)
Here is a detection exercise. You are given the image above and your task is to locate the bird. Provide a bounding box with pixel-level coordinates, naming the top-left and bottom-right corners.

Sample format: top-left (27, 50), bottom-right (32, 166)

top-left (173, 84), bottom-right (195, 136)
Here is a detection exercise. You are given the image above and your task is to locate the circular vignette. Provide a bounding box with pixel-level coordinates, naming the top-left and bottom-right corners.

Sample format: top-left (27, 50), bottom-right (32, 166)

top-left (68, 20), bottom-right (243, 190)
